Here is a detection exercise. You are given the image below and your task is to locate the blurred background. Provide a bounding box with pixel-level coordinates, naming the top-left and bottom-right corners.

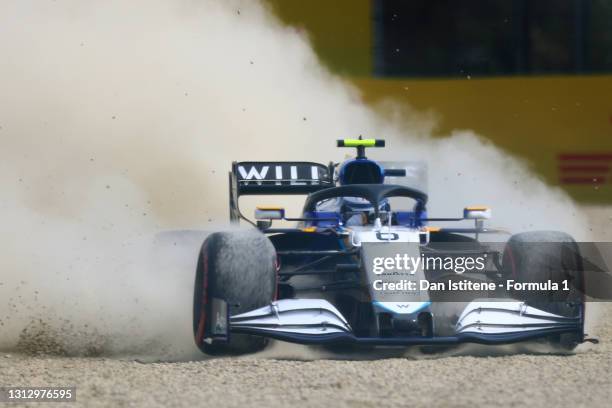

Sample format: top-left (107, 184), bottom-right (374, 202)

top-left (266, 0), bottom-right (612, 204)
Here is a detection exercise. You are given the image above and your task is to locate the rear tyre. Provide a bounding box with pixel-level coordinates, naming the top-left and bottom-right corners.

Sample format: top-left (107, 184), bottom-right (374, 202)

top-left (502, 231), bottom-right (584, 349)
top-left (193, 229), bottom-right (276, 355)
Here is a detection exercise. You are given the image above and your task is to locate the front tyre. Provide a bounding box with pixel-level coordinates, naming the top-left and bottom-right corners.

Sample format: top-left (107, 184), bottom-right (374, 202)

top-left (502, 231), bottom-right (584, 349)
top-left (193, 229), bottom-right (276, 355)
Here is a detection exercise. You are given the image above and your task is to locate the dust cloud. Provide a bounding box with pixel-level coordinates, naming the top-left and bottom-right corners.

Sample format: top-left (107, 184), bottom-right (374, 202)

top-left (0, 0), bottom-right (588, 360)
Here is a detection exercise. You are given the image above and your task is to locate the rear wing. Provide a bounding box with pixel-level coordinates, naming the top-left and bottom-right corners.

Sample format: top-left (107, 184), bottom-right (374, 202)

top-left (229, 161), bottom-right (334, 222)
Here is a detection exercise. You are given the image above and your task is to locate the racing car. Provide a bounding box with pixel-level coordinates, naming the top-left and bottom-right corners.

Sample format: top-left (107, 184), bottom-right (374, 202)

top-left (193, 138), bottom-right (587, 355)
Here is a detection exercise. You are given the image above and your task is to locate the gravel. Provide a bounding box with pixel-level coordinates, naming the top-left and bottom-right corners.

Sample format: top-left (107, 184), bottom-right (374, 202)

top-left (0, 312), bottom-right (611, 408)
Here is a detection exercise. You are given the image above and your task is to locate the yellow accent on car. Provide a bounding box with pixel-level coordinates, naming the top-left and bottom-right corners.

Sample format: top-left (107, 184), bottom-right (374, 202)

top-left (302, 227), bottom-right (317, 232)
top-left (342, 138), bottom-right (377, 147)
top-left (465, 206), bottom-right (489, 211)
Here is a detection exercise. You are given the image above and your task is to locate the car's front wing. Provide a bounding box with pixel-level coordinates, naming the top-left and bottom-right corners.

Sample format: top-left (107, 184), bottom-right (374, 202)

top-left (204, 298), bottom-right (585, 347)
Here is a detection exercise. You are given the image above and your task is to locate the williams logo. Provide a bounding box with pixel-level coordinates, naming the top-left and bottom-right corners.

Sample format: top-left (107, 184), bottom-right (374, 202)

top-left (236, 162), bottom-right (330, 186)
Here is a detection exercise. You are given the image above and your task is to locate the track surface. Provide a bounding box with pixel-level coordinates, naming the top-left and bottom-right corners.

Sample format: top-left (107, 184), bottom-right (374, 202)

top-left (1, 207), bottom-right (611, 408)
top-left (1, 318), bottom-right (611, 408)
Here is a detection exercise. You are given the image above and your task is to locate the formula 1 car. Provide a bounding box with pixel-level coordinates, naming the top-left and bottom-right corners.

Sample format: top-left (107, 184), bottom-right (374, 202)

top-left (193, 138), bottom-right (588, 355)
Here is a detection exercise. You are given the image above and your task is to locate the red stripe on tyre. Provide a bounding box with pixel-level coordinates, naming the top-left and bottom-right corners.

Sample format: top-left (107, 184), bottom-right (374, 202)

top-left (195, 246), bottom-right (209, 346)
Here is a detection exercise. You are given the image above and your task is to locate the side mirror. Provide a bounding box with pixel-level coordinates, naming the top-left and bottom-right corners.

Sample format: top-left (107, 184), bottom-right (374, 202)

top-left (463, 206), bottom-right (491, 220)
top-left (255, 206), bottom-right (285, 220)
